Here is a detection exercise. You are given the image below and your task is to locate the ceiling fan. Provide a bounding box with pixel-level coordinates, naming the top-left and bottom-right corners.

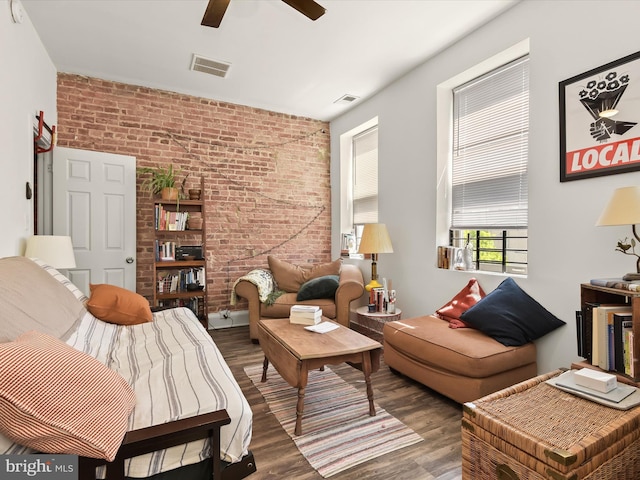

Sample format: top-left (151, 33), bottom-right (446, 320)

top-left (201, 0), bottom-right (326, 28)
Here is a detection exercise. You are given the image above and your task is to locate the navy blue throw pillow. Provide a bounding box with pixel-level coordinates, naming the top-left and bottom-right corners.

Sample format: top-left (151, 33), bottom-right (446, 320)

top-left (460, 277), bottom-right (566, 346)
top-left (296, 275), bottom-right (340, 301)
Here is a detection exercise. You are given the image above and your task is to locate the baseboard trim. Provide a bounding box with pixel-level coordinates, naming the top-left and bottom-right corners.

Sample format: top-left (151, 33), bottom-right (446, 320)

top-left (208, 310), bottom-right (250, 330)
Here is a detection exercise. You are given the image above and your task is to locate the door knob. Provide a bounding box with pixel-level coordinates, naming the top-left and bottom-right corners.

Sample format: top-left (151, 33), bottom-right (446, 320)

top-left (126, 257), bottom-right (134, 264)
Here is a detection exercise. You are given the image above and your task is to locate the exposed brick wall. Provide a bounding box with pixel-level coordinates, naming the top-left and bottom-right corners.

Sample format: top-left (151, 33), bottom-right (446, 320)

top-left (56, 74), bottom-right (331, 316)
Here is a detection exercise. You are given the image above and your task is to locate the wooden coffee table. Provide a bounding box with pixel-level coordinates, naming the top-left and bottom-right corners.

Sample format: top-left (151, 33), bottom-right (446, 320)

top-left (257, 318), bottom-right (382, 435)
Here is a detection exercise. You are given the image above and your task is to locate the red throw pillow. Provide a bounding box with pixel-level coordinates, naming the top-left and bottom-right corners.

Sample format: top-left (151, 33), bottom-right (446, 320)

top-left (435, 278), bottom-right (486, 329)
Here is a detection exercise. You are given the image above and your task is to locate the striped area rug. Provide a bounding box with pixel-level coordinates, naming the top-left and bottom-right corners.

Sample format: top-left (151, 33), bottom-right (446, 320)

top-left (244, 363), bottom-right (423, 477)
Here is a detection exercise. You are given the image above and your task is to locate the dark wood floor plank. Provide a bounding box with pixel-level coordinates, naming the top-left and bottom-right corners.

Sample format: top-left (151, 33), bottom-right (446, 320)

top-left (210, 325), bottom-right (463, 479)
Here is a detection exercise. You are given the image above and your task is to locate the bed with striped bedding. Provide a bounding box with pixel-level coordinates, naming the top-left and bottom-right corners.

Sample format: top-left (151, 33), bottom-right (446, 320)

top-left (0, 257), bottom-right (252, 478)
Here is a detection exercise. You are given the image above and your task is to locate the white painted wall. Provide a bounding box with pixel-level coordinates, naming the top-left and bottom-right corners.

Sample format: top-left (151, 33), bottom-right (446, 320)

top-left (331, 0), bottom-right (640, 374)
top-left (0, 0), bottom-right (57, 256)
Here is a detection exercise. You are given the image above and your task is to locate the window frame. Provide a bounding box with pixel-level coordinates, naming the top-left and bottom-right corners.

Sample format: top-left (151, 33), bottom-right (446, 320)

top-left (450, 228), bottom-right (528, 275)
top-left (352, 125), bottom-right (379, 227)
top-left (339, 117), bottom-right (379, 255)
top-left (436, 40), bottom-right (530, 275)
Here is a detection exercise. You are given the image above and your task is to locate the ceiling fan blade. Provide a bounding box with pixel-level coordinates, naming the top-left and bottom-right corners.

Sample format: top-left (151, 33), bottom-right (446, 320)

top-left (282, 0), bottom-right (326, 21)
top-left (201, 0), bottom-right (231, 28)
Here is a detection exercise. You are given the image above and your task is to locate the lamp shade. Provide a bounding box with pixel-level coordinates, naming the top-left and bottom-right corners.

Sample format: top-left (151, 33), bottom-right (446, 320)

top-left (596, 186), bottom-right (640, 226)
top-left (358, 224), bottom-right (394, 254)
top-left (24, 235), bottom-right (76, 269)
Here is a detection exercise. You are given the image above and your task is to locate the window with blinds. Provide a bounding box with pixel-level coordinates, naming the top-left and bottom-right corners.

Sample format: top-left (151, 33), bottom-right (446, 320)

top-left (353, 126), bottom-right (378, 225)
top-left (450, 55), bottom-right (529, 274)
top-left (452, 55), bottom-right (529, 229)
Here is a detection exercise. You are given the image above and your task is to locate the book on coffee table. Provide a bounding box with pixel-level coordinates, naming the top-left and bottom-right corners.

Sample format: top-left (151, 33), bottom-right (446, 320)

top-left (305, 322), bottom-right (339, 334)
top-left (290, 305), bottom-right (322, 325)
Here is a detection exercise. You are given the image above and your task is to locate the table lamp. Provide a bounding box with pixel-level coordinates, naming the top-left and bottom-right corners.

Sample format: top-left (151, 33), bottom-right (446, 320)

top-left (357, 223), bottom-right (394, 291)
top-left (596, 186), bottom-right (640, 280)
top-left (24, 235), bottom-right (76, 269)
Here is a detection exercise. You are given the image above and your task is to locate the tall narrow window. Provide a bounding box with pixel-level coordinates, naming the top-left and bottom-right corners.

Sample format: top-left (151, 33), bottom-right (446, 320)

top-left (451, 55), bottom-right (529, 274)
top-left (340, 119), bottom-right (378, 255)
top-left (353, 126), bottom-right (379, 226)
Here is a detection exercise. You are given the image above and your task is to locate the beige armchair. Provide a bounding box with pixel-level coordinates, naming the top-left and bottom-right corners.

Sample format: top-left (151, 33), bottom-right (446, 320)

top-left (234, 258), bottom-right (364, 342)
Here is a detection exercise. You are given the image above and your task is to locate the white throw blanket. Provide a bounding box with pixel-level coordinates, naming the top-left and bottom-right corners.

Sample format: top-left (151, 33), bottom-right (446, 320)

top-left (230, 268), bottom-right (275, 304)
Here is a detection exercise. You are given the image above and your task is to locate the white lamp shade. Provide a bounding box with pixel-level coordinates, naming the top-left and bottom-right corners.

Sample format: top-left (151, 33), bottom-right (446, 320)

top-left (596, 186), bottom-right (640, 226)
top-left (357, 224), bottom-right (394, 254)
top-left (24, 235), bottom-right (76, 269)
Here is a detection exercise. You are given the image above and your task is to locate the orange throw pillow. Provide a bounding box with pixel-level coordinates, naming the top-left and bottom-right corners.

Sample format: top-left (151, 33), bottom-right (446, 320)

top-left (0, 331), bottom-right (135, 461)
top-left (268, 256), bottom-right (342, 293)
top-left (435, 278), bottom-right (486, 329)
top-left (87, 284), bottom-right (153, 325)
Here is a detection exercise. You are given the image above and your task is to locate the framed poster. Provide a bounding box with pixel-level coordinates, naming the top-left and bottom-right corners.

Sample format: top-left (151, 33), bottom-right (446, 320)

top-left (559, 50), bottom-right (640, 182)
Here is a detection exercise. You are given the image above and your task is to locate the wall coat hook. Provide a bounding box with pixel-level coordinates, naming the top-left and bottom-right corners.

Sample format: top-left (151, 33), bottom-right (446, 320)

top-left (34, 111), bottom-right (56, 154)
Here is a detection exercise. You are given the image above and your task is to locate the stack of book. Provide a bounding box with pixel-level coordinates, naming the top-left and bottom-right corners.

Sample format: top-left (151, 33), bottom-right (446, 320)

top-left (577, 286), bottom-right (635, 376)
top-left (590, 278), bottom-right (640, 291)
top-left (290, 305), bottom-right (322, 325)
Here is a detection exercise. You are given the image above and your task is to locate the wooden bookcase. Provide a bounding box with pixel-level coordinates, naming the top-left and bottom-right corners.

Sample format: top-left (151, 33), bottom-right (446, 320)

top-left (572, 283), bottom-right (640, 386)
top-left (152, 177), bottom-right (208, 328)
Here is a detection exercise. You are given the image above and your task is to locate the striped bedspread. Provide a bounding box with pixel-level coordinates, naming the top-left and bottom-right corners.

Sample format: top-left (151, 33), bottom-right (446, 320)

top-left (0, 261), bottom-right (252, 478)
top-left (84, 307), bottom-right (253, 477)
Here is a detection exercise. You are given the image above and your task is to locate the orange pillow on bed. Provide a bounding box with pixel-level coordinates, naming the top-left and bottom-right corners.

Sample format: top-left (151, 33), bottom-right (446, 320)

top-left (87, 284), bottom-right (153, 325)
top-left (435, 278), bottom-right (486, 329)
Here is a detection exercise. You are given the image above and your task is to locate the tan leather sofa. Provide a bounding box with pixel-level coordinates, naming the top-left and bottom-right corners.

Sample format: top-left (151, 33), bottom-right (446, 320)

top-left (383, 315), bottom-right (537, 404)
top-left (234, 261), bottom-right (364, 342)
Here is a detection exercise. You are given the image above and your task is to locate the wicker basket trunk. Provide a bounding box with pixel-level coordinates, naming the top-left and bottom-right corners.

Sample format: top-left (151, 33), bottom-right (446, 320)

top-left (462, 370), bottom-right (640, 480)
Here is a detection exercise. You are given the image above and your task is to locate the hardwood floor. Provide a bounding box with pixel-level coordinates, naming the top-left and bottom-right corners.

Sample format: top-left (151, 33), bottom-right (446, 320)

top-left (210, 325), bottom-right (463, 480)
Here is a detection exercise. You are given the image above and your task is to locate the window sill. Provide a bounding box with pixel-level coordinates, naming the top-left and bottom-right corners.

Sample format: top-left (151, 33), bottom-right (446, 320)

top-left (436, 266), bottom-right (527, 279)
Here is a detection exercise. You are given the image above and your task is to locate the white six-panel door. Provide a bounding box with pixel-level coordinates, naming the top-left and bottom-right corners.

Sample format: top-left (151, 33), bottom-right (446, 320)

top-left (53, 147), bottom-right (136, 295)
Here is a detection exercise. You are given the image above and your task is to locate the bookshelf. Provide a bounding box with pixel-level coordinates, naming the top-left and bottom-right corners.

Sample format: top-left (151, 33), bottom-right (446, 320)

top-left (573, 283), bottom-right (640, 386)
top-left (152, 176), bottom-right (208, 328)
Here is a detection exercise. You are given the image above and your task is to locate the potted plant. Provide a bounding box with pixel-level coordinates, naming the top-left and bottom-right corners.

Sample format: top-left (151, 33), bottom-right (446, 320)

top-left (138, 164), bottom-right (181, 200)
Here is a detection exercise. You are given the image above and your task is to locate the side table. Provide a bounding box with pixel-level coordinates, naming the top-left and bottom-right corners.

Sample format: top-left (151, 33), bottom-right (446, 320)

top-left (352, 306), bottom-right (402, 342)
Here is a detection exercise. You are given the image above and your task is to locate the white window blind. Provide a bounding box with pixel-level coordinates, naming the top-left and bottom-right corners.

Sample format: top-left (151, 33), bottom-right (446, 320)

top-left (353, 126), bottom-right (378, 225)
top-left (452, 55), bottom-right (529, 229)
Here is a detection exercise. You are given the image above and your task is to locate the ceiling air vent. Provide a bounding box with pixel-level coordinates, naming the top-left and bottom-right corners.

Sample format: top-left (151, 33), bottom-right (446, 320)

top-left (190, 54), bottom-right (231, 78)
top-left (334, 94), bottom-right (359, 104)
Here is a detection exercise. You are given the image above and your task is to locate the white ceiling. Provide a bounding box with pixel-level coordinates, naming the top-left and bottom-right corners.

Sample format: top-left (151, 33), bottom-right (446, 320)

top-left (21, 0), bottom-right (518, 121)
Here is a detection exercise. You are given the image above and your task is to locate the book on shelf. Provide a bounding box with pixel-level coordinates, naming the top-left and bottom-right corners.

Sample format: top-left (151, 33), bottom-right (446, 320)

top-left (590, 278), bottom-right (640, 291)
top-left (613, 313), bottom-right (633, 374)
top-left (629, 331), bottom-right (636, 378)
top-left (579, 301), bottom-right (598, 364)
top-left (155, 204), bottom-right (188, 231)
top-left (290, 305), bottom-right (322, 325)
top-left (593, 305), bottom-right (631, 371)
top-left (157, 267), bottom-right (205, 294)
top-left (575, 310), bottom-right (584, 358)
top-left (158, 297), bottom-right (202, 319)
top-left (157, 241), bottom-right (177, 261)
